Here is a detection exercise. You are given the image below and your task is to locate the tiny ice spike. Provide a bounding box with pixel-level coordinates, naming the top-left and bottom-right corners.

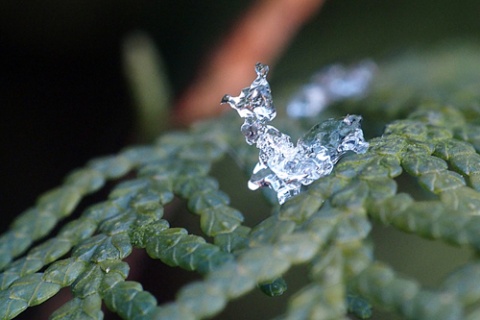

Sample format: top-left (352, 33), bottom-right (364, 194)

top-left (222, 63), bottom-right (369, 204)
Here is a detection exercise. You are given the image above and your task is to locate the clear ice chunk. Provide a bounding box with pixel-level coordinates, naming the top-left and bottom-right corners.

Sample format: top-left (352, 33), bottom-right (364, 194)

top-left (222, 62), bottom-right (276, 124)
top-left (222, 63), bottom-right (369, 204)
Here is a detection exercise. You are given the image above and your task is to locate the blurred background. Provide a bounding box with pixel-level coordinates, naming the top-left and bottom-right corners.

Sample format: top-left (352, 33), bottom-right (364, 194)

top-left (1, 0), bottom-right (480, 319)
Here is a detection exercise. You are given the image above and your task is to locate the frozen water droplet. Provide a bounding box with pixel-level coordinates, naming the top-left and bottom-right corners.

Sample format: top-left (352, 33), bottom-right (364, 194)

top-left (255, 62), bottom-right (269, 78)
top-left (222, 62), bottom-right (276, 124)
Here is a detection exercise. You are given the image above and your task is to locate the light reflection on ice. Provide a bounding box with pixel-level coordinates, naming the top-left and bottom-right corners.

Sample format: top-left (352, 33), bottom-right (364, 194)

top-left (222, 63), bottom-right (369, 204)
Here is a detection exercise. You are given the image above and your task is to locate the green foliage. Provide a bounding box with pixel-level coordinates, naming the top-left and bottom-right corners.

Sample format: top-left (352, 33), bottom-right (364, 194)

top-left (4, 45), bottom-right (480, 319)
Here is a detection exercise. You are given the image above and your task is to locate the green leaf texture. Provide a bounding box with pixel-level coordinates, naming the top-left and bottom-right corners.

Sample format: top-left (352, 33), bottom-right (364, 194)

top-left (3, 45), bottom-right (480, 319)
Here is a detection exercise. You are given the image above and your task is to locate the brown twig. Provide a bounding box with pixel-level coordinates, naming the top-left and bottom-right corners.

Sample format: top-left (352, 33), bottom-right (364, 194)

top-left (173, 0), bottom-right (326, 125)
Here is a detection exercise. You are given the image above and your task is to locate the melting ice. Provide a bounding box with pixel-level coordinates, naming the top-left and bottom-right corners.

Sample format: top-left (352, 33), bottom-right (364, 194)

top-left (222, 63), bottom-right (369, 204)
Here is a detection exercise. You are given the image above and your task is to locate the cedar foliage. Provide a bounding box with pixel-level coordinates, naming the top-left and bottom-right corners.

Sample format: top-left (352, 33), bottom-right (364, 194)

top-left (2, 45), bottom-right (480, 319)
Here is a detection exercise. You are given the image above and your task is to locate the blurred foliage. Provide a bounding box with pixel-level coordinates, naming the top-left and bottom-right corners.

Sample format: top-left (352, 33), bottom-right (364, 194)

top-left (2, 43), bottom-right (480, 319)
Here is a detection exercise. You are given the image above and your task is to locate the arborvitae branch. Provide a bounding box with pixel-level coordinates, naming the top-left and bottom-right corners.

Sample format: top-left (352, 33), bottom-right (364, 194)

top-left (3, 46), bottom-right (480, 319)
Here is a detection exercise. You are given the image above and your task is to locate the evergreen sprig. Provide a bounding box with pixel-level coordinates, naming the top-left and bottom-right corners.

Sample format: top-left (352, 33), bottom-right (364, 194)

top-left (3, 45), bottom-right (480, 319)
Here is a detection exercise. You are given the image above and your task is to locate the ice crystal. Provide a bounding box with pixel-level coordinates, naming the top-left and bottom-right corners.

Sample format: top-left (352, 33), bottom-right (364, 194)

top-left (222, 63), bottom-right (369, 204)
top-left (287, 60), bottom-right (376, 118)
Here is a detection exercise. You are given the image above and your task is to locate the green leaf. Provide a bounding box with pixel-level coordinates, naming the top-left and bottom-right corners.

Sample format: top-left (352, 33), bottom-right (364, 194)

top-left (207, 261), bottom-right (256, 299)
top-left (249, 216), bottom-right (295, 246)
top-left (145, 228), bottom-right (188, 262)
top-left (177, 282), bottom-right (226, 317)
top-left (71, 264), bottom-right (103, 298)
top-left (273, 233), bottom-right (320, 264)
top-left (64, 168), bottom-right (105, 194)
top-left (439, 186), bottom-right (480, 214)
top-left (200, 206), bottom-right (244, 236)
top-left (0, 271), bottom-right (20, 290)
top-left (213, 225), bottom-right (250, 253)
top-left (174, 176), bottom-right (219, 198)
top-left (402, 154), bottom-right (448, 176)
top-left (9, 273), bottom-right (61, 306)
top-left (109, 178), bottom-right (150, 199)
top-left (442, 261), bottom-right (480, 305)
top-left (278, 190), bottom-right (324, 222)
top-left (5, 43), bottom-right (480, 320)
top-left (11, 208), bottom-right (57, 241)
top-left (99, 212), bottom-right (136, 236)
top-left (83, 201), bottom-right (125, 224)
top-left (90, 233), bottom-right (132, 263)
top-left (50, 295), bottom-right (103, 320)
top-left (237, 246), bottom-right (291, 283)
top-left (192, 246), bottom-right (233, 274)
top-left (0, 231), bottom-right (32, 269)
top-left (0, 290), bottom-right (28, 319)
top-left (187, 190), bottom-right (230, 213)
top-left (161, 235), bottom-right (207, 270)
top-left (58, 218), bottom-right (98, 244)
top-left (88, 155), bottom-right (132, 179)
top-left (449, 153), bottom-right (480, 175)
top-left (331, 180), bottom-right (369, 208)
top-left (364, 177), bottom-right (397, 201)
top-left (334, 212), bottom-right (371, 243)
top-left (369, 135), bottom-right (407, 156)
top-left (103, 281), bottom-right (157, 320)
top-left (131, 190), bottom-right (162, 213)
top-left (149, 303), bottom-right (195, 320)
top-left (37, 186), bottom-right (83, 218)
top-left (43, 258), bottom-right (87, 286)
top-left (384, 120), bottom-right (428, 140)
top-left (285, 283), bottom-right (346, 320)
top-left (418, 170), bottom-right (465, 193)
top-left (434, 139), bottom-right (475, 160)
